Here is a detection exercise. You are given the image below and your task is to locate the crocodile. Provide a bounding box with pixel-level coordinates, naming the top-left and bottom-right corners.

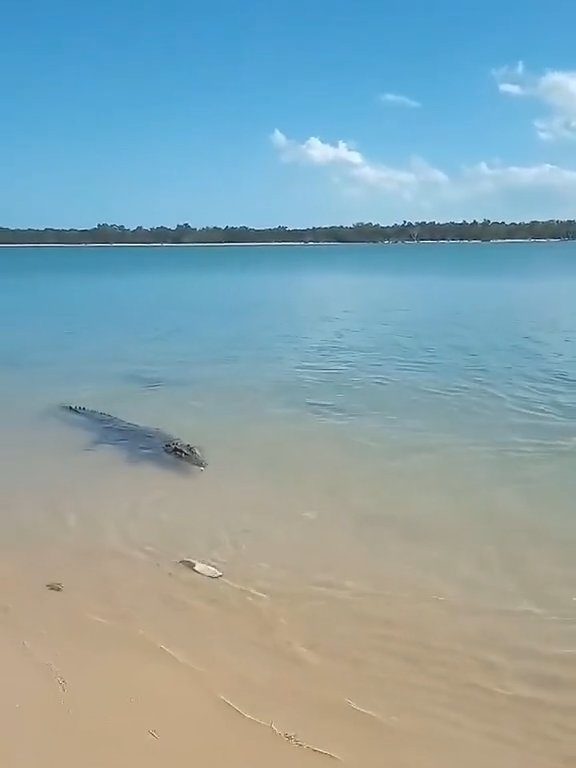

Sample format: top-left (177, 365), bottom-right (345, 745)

top-left (61, 405), bottom-right (207, 469)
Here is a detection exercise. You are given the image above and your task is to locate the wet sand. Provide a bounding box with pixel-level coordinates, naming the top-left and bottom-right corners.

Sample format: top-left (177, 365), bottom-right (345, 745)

top-left (0, 558), bottom-right (325, 768)
top-left (1, 491), bottom-right (574, 768)
top-left (0, 415), bottom-right (575, 766)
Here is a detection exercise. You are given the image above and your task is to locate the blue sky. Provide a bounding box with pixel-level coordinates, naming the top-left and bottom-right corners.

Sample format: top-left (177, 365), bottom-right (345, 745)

top-left (2, 0), bottom-right (576, 227)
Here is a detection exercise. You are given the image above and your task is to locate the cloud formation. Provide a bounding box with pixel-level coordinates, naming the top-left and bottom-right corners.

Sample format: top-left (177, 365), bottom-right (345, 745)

top-left (270, 129), bottom-right (363, 167)
top-left (380, 92), bottom-right (421, 108)
top-left (464, 161), bottom-right (576, 190)
top-left (271, 130), bottom-right (447, 198)
top-left (494, 63), bottom-right (576, 140)
top-left (271, 129), bottom-right (576, 206)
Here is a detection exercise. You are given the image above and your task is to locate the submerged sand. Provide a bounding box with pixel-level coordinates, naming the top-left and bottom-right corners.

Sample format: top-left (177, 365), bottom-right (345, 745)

top-left (1, 535), bottom-right (574, 768)
top-left (0, 414), bottom-right (574, 767)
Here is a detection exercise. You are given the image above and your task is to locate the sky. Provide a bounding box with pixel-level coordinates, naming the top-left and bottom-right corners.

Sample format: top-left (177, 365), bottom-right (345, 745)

top-left (2, 0), bottom-right (576, 228)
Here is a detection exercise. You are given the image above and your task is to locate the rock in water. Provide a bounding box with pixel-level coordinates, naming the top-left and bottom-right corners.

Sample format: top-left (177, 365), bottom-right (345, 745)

top-left (179, 559), bottom-right (222, 579)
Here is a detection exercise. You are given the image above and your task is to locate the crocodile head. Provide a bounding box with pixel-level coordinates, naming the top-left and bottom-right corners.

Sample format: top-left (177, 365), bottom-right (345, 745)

top-left (163, 439), bottom-right (207, 469)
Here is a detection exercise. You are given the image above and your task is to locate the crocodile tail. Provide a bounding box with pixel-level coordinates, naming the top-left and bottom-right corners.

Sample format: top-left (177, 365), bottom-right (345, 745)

top-left (62, 405), bottom-right (115, 420)
top-left (63, 404), bottom-right (86, 413)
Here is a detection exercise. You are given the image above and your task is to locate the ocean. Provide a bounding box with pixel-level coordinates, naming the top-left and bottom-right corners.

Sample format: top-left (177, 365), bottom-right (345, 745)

top-left (0, 242), bottom-right (574, 766)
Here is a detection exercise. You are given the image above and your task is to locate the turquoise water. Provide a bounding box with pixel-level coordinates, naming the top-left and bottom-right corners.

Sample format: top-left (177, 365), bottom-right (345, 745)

top-left (1, 243), bottom-right (575, 764)
top-left (2, 243), bottom-right (576, 578)
top-left (2, 243), bottom-right (576, 440)
top-left (2, 241), bottom-right (575, 578)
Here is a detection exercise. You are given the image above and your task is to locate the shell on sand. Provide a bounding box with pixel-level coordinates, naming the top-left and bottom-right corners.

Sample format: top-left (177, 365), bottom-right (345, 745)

top-left (179, 559), bottom-right (222, 579)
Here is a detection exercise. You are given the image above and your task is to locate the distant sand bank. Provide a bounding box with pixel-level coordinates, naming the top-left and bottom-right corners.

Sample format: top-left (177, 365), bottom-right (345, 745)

top-left (0, 238), bottom-right (566, 247)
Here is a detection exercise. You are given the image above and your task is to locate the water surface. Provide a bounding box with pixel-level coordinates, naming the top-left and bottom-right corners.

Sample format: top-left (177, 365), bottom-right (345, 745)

top-left (0, 243), bottom-right (574, 766)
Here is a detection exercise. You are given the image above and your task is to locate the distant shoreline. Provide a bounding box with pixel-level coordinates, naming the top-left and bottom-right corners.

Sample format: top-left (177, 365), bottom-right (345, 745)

top-left (0, 238), bottom-right (568, 248)
top-left (2, 219), bottom-right (574, 247)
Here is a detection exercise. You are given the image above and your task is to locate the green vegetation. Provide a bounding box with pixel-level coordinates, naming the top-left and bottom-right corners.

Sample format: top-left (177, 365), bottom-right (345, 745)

top-left (1, 220), bottom-right (576, 245)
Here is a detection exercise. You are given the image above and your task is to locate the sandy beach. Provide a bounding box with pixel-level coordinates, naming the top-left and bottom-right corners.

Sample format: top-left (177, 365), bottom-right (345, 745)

top-left (0, 574), bottom-right (328, 767)
top-left (0, 547), bottom-right (341, 768)
top-left (3, 538), bottom-right (571, 768)
top-left (0, 238), bottom-right (566, 247)
top-left (1, 242), bottom-right (575, 768)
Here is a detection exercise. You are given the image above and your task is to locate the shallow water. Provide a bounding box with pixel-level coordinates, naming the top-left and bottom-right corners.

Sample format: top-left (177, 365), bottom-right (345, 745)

top-left (0, 243), bottom-right (575, 766)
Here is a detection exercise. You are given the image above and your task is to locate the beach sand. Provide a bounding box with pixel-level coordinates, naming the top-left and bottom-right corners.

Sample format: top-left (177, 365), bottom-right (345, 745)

top-left (0, 550), bottom-right (333, 768)
top-left (1, 529), bottom-right (573, 768)
top-left (0, 414), bottom-right (574, 767)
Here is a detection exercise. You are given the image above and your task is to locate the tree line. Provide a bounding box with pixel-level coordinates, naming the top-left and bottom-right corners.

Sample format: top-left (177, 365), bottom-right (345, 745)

top-left (1, 219), bottom-right (576, 245)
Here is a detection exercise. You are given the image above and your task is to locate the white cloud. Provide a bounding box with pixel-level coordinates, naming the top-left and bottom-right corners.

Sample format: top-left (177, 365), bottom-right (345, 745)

top-left (493, 60), bottom-right (525, 93)
top-left (494, 63), bottom-right (576, 141)
top-left (271, 129), bottom-right (363, 167)
top-left (270, 129), bottom-right (576, 210)
top-left (470, 161), bottom-right (576, 186)
top-left (498, 82), bottom-right (524, 96)
top-left (380, 92), bottom-right (421, 108)
top-left (270, 130), bottom-right (447, 199)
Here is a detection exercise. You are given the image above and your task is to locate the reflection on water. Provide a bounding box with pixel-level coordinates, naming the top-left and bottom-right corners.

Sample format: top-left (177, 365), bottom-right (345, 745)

top-left (0, 243), bottom-right (575, 766)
